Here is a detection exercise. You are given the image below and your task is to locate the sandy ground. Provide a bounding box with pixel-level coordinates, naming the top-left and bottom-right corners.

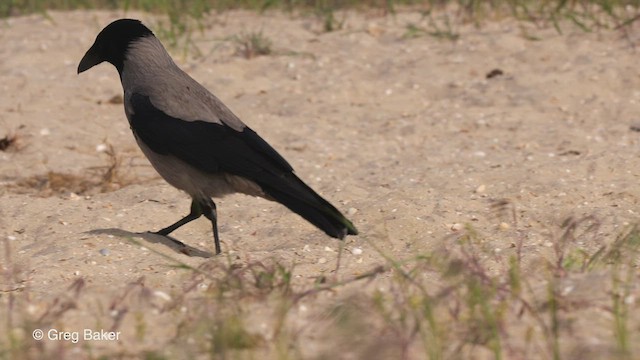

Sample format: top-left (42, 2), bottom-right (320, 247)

top-left (2, 9), bottom-right (640, 359)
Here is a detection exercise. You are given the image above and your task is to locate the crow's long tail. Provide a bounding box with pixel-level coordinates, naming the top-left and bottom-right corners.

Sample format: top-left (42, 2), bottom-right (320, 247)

top-left (258, 173), bottom-right (358, 238)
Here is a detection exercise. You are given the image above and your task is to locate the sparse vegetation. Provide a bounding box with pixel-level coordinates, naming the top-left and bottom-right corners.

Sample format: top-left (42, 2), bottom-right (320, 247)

top-left (4, 142), bottom-right (144, 197)
top-left (3, 1), bottom-right (640, 40)
top-left (3, 205), bottom-right (640, 359)
top-left (233, 31), bottom-right (273, 59)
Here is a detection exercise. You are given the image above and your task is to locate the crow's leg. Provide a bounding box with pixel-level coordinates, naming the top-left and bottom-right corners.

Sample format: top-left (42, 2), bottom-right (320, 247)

top-left (154, 199), bottom-right (203, 236)
top-left (201, 198), bottom-right (221, 255)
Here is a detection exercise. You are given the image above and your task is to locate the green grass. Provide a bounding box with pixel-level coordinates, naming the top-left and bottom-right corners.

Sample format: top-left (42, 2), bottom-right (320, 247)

top-left (4, 1), bottom-right (640, 40)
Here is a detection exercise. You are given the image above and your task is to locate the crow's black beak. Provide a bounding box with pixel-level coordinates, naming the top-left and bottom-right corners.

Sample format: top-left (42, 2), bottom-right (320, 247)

top-left (77, 43), bottom-right (103, 74)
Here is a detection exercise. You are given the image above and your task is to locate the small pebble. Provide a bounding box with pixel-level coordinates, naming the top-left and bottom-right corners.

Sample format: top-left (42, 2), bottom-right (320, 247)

top-left (499, 222), bottom-right (510, 230)
top-left (7, 235), bottom-right (16, 241)
top-left (197, 283), bottom-right (209, 291)
top-left (351, 247), bottom-right (363, 255)
top-left (347, 207), bottom-right (358, 216)
top-left (96, 143), bottom-right (108, 152)
top-left (26, 304), bottom-right (38, 315)
top-left (475, 184), bottom-right (486, 194)
top-left (450, 223), bottom-right (463, 231)
top-left (40, 128), bottom-right (50, 136)
top-left (153, 291), bottom-right (172, 302)
top-left (561, 286), bottom-right (574, 296)
top-left (318, 257), bottom-right (328, 264)
top-left (324, 246), bottom-right (334, 252)
top-left (302, 245), bottom-right (311, 252)
top-left (99, 248), bottom-right (110, 256)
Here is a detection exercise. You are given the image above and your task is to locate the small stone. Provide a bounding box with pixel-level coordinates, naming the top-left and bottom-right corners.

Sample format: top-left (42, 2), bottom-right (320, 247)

top-left (475, 184), bottom-right (486, 194)
top-left (107, 95), bottom-right (123, 104)
top-left (324, 246), bottom-right (334, 252)
top-left (153, 291), bottom-right (172, 302)
top-left (99, 248), bottom-right (110, 256)
top-left (347, 207), bottom-right (358, 216)
top-left (26, 304), bottom-right (38, 315)
top-left (302, 245), bottom-right (311, 252)
top-left (499, 222), bottom-right (510, 230)
top-left (197, 283), bottom-right (209, 291)
top-left (96, 143), bottom-right (108, 152)
top-left (561, 286), bottom-right (574, 296)
top-left (450, 223), bottom-right (463, 231)
top-left (40, 128), bottom-right (50, 136)
top-left (351, 247), bottom-right (363, 255)
top-left (318, 257), bottom-right (328, 264)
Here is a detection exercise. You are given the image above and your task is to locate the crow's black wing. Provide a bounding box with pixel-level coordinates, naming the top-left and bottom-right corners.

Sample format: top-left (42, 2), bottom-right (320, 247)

top-left (129, 93), bottom-right (293, 176)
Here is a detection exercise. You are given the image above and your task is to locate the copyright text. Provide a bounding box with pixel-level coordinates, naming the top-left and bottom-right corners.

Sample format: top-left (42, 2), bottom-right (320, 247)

top-left (32, 328), bottom-right (121, 343)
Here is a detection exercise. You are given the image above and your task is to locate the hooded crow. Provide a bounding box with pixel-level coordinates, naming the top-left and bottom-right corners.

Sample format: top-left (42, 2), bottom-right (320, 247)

top-left (78, 19), bottom-right (358, 254)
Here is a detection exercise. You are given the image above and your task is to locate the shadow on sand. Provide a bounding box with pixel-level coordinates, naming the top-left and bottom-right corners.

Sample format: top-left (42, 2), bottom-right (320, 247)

top-left (87, 228), bottom-right (213, 258)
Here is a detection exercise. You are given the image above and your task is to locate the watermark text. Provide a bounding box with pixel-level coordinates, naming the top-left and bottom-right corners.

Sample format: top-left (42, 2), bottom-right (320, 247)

top-left (32, 328), bottom-right (121, 343)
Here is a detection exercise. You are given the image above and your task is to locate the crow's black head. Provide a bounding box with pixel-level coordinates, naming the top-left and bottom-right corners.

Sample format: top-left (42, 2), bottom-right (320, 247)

top-left (78, 19), bottom-right (153, 74)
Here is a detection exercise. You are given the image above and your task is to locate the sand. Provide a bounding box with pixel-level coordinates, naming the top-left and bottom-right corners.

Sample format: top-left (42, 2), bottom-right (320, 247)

top-left (2, 9), bottom-right (640, 359)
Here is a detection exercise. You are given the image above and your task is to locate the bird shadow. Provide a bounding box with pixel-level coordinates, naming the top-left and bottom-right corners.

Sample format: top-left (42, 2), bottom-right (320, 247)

top-left (87, 228), bottom-right (213, 258)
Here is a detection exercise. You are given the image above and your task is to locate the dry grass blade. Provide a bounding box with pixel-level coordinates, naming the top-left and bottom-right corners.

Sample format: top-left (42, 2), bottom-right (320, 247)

top-left (6, 142), bottom-right (143, 197)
